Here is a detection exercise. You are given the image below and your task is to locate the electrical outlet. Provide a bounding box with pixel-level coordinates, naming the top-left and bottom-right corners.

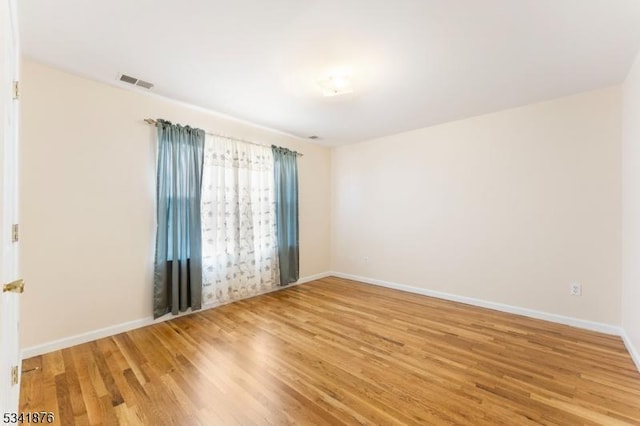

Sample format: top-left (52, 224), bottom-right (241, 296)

top-left (364, 257), bottom-right (369, 264)
top-left (570, 283), bottom-right (582, 296)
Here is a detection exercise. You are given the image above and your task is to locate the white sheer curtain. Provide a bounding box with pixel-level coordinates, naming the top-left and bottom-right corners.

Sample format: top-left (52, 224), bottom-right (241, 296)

top-left (200, 134), bottom-right (279, 305)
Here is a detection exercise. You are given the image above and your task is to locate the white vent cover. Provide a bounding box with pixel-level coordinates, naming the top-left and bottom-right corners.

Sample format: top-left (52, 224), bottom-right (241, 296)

top-left (118, 73), bottom-right (154, 89)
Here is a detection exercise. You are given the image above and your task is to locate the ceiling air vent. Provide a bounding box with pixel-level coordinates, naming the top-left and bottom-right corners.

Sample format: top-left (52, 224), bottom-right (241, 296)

top-left (118, 73), bottom-right (154, 89)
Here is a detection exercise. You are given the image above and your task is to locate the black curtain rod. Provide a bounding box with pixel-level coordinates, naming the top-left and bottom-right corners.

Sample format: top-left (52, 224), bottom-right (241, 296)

top-left (144, 118), bottom-right (303, 157)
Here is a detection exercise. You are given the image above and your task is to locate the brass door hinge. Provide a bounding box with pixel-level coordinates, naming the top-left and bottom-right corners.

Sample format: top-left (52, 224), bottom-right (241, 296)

top-left (3, 279), bottom-right (24, 294)
top-left (12, 81), bottom-right (19, 100)
top-left (11, 224), bottom-right (18, 243)
top-left (11, 365), bottom-right (18, 385)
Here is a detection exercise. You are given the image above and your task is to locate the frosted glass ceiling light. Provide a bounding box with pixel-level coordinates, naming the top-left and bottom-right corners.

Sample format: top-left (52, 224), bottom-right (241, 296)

top-left (318, 72), bottom-right (354, 97)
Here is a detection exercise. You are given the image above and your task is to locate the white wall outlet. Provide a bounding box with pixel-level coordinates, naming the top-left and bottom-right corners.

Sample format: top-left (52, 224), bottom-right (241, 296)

top-left (363, 256), bottom-right (369, 264)
top-left (570, 282), bottom-right (582, 296)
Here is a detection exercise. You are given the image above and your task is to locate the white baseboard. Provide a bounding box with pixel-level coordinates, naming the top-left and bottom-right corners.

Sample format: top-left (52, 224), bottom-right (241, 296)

top-left (333, 271), bottom-right (639, 374)
top-left (21, 271), bottom-right (332, 359)
top-left (21, 317), bottom-right (154, 359)
top-left (330, 271), bottom-right (621, 335)
top-left (620, 329), bottom-right (640, 373)
top-left (296, 271), bottom-right (333, 285)
top-left (24, 270), bottom-right (639, 375)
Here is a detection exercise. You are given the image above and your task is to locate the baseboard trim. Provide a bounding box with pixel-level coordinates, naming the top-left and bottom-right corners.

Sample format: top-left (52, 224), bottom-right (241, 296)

top-left (330, 272), bottom-right (621, 335)
top-left (620, 329), bottom-right (640, 373)
top-left (333, 271), bottom-right (640, 373)
top-left (21, 271), bottom-right (332, 359)
top-left (21, 316), bottom-right (155, 359)
top-left (296, 271), bottom-right (333, 285)
top-left (24, 270), bottom-right (637, 373)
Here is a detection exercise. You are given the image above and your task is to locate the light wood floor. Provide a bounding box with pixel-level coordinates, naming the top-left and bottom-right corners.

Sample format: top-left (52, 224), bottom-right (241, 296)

top-left (20, 277), bottom-right (640, 425)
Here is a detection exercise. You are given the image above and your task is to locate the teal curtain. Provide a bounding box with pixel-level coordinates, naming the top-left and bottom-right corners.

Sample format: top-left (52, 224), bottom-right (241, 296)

top-left (272, 146), bottom-right (299, 285)
top-left (153, 119), bottom-right (205, 318)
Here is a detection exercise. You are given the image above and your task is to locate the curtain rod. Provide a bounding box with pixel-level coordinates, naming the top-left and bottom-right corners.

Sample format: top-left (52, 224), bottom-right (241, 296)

top-left (144, 118), bottom-right (303, 157)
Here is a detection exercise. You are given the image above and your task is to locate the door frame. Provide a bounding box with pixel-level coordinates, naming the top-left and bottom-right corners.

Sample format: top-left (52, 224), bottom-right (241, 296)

top-left (0, 0), bottom-right (21, 414)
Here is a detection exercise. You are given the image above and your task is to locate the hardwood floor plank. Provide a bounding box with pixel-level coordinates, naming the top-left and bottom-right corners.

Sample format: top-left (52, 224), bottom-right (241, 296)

top-left (54, 373), bottom-right (76, 426)
top-left (89, 340), bottom-right (125, 407)
top-left (21, 277), bottom-right (640, 425)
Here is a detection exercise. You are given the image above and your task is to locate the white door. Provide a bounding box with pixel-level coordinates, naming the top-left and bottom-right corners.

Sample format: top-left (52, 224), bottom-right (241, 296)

top-left (0, 0), bottom-right (21, 414)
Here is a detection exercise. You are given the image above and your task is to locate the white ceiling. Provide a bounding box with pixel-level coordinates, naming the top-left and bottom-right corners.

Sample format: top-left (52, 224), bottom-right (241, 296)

top-left (20, 0), bottom-right (640, 146)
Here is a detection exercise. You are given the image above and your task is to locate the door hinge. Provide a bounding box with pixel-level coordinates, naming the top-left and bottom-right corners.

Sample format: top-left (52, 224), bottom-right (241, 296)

top-left (12, 81), bottom-right (19, 100)
top-left (11, 224), bottom-right (18, 243)
top-left (11, 366), bottom-right (18, 385)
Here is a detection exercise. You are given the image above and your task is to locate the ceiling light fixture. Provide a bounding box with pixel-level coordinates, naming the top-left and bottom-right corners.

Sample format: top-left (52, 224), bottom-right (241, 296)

top-left (318, 71), bottom-right (354, 97)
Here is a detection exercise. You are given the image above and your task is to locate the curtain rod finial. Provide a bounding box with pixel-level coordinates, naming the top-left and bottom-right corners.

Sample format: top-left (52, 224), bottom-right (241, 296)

top-left (144, 118), bottom-right (156, 125)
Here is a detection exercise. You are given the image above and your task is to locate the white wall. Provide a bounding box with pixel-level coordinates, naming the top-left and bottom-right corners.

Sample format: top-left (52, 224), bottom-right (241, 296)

top-left (20, 58), bottom-right (631, 353)
top-left (19, 60), bottom-right (331, 349)
top-left (332, 87), bottom-right (622, 325)
top-left (622, 52), bottom-right (640, 359)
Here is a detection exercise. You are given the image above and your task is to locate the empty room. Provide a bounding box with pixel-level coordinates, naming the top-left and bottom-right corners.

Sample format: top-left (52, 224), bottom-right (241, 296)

top-left (2, 0), bottom-right (640, 424)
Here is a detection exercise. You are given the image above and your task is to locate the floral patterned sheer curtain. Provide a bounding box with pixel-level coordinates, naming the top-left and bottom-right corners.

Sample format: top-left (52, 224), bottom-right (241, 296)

top-left (200, 135), bottom-right (280, 304)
